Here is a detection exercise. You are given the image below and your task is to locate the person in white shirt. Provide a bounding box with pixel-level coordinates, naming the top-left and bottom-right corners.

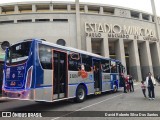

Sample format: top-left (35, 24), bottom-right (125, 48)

top-left (145, 72), bottom-right (156, 100)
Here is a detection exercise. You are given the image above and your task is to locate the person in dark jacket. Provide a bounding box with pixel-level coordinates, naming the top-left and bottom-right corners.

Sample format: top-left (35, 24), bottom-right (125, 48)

top-left (128, 75), bottom-right (134, 92)
top-left (120, 73), bottom-right (127, 93)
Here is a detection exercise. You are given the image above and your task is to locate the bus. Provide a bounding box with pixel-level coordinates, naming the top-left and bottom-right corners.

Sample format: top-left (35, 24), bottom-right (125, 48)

top-left (0, 61), bottom-right (4, 95)
top-left (2, 39), bottom-right (125, 102)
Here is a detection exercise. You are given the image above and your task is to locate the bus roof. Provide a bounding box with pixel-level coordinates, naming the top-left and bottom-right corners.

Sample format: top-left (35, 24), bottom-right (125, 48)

top-left (12, 38), bottom-right (122, 63)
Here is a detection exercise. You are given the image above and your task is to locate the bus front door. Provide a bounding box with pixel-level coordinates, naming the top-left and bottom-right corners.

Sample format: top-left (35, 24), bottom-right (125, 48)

top-left (93, 59), bottom-right (102, 92)
top-left (52, 50), bottom-right (68, 100)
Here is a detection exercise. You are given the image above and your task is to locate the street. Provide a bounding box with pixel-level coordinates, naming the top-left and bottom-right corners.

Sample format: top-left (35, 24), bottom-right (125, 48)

top-left (0, 83), bottom-right (160, 120)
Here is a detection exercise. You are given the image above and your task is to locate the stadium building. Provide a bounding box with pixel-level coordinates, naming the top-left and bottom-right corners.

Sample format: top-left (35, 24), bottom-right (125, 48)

top-left (0, 1), bottom-right (160, 81)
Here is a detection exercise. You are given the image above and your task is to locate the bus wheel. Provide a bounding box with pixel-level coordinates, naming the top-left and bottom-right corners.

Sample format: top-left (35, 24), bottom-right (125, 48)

top-left (113, 85), bottom-right (118, 93)
top-left (75, 85), bottom-right (86, 103)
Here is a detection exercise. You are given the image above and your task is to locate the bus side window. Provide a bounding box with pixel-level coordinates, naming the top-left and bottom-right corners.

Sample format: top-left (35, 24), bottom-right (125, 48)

top-left (39, 44), bottom-right (52, 69)
top-left (110, 61), bottom-right (117, 73)
top-left (118, 63), bottom-right (122, 74)
top-left (68, 52), bottom-right (81, 71)
top-left (101, 60), bottom-right (110, 73)
top-left (81, 54), bottom-right (92, 72)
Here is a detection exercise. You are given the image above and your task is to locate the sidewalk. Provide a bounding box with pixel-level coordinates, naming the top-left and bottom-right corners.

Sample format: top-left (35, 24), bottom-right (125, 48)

top-left (0, 93), bottom-right (7, 100)
top-left (134, 81), bottom-right (140, 86)
top-left (0, 97), bottom-right (7, 100)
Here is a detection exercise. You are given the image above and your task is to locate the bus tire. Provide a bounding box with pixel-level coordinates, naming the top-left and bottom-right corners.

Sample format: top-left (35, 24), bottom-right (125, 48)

top-left (75, 85), bottom-right (86, 103)
top-left (113, 85), bottom-right (118, 93)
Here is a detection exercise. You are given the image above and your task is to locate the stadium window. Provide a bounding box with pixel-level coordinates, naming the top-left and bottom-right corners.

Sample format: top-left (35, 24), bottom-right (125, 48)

top-left (56, 39), bottom-right (66, 46)
top-left (80, 5), bottom-right (84, 13)
top-left (39, 44), bottom-right (52, 69)
top-left (131, 11), bottom-right (139, 19)
top-left (53, 19), bottom-right (68, 22)
top-left (71, 5), bottom-right (75, 11)
top-left (35, 19), bottom-right (50, 22)
top-left (0, 20), bottom-right (14, 24)
top-left (101, 59), bottom-right (110, 73)
top-left (36, 5), bottom-right (49, 12)
top-left (17, 19), bottom-right (32, 23)
top-left (68, 52), bottom-right (81, 71)
top-left (88, 5), bottom-right (99, 14)
top-left (53, 4), bottom-right (67, 12)
top-left (103, 7), bottom-right (114, 15)
top-left (1, 6), bottom-right (14, 14)
top-left (19, 5), bottom-right (32, 13)
top-left (142, 14), bottom-right (149, 21)
top-left (81, 54), bottom-right (92, 72)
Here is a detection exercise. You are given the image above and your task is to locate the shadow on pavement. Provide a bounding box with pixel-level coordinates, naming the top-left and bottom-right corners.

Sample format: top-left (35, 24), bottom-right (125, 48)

top-left (2, 90), bottom-right (123, 112)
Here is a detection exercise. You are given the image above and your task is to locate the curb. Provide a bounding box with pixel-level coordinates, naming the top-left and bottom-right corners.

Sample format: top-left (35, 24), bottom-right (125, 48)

top-left (0, 97), bottom-right (7, 100)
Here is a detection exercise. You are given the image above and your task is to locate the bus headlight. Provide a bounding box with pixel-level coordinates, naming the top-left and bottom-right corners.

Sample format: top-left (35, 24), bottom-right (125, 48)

top-left (2, 70), bottom-right (5, 89)
top-left (25, 66), bottom-right (33, 89)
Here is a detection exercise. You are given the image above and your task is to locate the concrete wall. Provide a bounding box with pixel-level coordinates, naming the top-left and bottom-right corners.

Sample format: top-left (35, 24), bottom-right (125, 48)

top-left (0, 14), bottom-right (77, 48)
top-left (0, 1), bottom-right (160, 81)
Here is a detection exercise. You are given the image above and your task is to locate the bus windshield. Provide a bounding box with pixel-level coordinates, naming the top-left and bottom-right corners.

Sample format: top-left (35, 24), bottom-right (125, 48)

top-left (6, 41), bottom-right (32, 65)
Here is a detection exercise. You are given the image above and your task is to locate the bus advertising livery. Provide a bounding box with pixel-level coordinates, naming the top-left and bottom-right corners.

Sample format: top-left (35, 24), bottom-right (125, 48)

top-left (2, 39), bottom-right (125, 103)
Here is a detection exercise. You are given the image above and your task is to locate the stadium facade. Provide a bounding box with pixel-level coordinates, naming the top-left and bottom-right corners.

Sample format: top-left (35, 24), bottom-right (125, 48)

top-left (0, 1), bottom-right (160, 81)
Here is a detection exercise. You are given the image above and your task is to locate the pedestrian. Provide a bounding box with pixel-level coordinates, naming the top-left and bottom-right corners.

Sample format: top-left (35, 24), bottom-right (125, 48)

top-left (155, 75), bottom-right (160, 85)
top-left (141, 81), bottom-right (146, 98)
top-left (120, 73), bottom-right (127, 93)
top-left (128, 75), bottom-right (134, 92)
top-left (145, 72), bottom-right (156, 100)
top-left (125, 75), bottom-right (130, 92)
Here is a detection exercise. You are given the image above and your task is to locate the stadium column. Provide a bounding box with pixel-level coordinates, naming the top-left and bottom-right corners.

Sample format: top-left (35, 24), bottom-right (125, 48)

top-left (50, 4), bottom-right (53, 11)
top-left (0, 7), bottom-right (2, 14)
top-left (67, 4), bottom-right (71, 12)
top-left (32, 4), bottom-right (36, 22)
top-left (99, 7), bottom-right (103, 15)
top-left (115, 38), bottom-right (127, 75)
top-left (32, 4), bottom-right (36, 12)
top-left (150, 42), bottom-right (160, 77)
top-left (75, 0), bottom-right (81, 49)
top-left (139, 13), bottom-right (142, 20)
top-left (139, 41), bottom-right (154, 79)
top-left (128, 40), bottom-right (142, 81)
top-left (86, 37), bottom-right (92, 53)
top-left (149, 15), bottom-right (152, 22)
top-left (14, 5), bottom-right (19, 14)
top-left (101, 34), bottom-right (109, 57)
top-left (84, 5), bottom-right (88, 13)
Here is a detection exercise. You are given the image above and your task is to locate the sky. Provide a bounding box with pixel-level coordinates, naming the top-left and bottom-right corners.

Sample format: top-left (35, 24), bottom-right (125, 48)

top-left (0, 0), bottom-right (160, 16)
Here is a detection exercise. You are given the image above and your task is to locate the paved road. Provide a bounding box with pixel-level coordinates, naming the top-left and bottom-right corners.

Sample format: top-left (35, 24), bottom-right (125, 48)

top-left (0, 83), bottom-right (160, 120)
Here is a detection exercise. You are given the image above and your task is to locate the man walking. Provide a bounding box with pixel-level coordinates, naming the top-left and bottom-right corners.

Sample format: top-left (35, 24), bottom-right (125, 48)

top-left (129, 75), bottom-right (134, 92)
top-left (145, 72), bottom-right (156, 100)
top-left (120, 73), bottom-right (127, 93)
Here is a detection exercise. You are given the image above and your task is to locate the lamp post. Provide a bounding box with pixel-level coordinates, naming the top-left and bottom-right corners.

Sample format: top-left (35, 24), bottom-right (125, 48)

top-left (150, 0), bottom-right (160, 41)
top-left (75, 0), bottom-right (81, 49)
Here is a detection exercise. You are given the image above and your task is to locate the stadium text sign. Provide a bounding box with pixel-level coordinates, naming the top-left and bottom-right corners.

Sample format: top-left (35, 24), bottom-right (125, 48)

top-left (85, 22), bottom-right (157, 41)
